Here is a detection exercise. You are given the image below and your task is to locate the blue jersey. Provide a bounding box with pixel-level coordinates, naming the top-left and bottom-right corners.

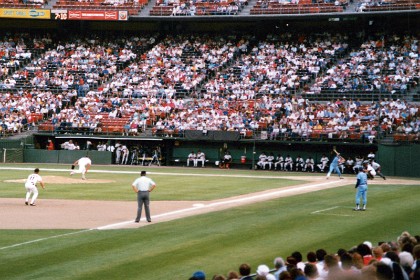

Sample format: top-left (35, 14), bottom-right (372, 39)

top-left (357, 172), bottom-right (368, 187)
top-left (331, 156), bottom-right (339, 167)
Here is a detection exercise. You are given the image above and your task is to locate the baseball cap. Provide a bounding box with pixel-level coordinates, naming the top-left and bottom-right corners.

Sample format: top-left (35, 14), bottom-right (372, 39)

top-left (192, 270), bottom-right (206, 280)
top-left (141, 170), bottom-right (146, 176)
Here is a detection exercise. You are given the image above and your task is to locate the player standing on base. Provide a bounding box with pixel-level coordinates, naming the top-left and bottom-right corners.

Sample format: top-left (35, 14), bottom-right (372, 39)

top-left (24, 168), bottom-right (45, 206)
top-left (354, 166), bottom-right (368, 211)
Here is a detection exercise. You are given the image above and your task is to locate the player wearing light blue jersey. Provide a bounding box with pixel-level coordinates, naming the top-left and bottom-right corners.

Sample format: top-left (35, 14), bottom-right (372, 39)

top-left (354, 166), bottom-right (368, 211)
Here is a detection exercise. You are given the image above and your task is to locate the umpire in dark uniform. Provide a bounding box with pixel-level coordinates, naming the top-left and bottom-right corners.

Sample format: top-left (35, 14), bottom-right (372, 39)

top-left (132, 171), bottom-right (156, 223)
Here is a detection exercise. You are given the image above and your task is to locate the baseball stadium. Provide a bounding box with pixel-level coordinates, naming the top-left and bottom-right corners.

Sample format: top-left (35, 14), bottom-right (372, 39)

top-left (0, 2), bottom-right (419, 280)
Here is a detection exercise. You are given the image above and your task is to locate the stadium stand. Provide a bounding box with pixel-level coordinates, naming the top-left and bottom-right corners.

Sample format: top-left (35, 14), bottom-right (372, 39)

top-left (0, 0), bottom-right (45, 8)
top-left (52, 0), bottom-right (147, 16)
top-left (251, 2), bottom-right (345, 15)
top-left (0, 31), bottom-right (419, 142)
top-left (356, 0), bottom-right (419, 12)
top-left (150, 0), bottom-right (247, 16)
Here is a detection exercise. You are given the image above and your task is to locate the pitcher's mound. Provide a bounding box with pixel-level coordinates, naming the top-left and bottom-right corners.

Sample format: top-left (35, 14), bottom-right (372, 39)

top-left (5, 176), bottom-right (114, 184)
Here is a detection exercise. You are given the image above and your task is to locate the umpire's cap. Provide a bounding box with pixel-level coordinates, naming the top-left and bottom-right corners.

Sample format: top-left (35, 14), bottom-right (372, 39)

top-left (141, 171), bottom-right (146, 176)
top-left (359, 166), bottom-right (364, 172)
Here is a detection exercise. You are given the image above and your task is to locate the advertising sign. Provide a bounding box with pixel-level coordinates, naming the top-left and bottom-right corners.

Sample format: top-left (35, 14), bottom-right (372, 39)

top-left (51, 9), bottom-right (68, 20)
top-left (0, 8), bottom-right (50, 19)
top-left (67, 10), bottom-right (128, 21)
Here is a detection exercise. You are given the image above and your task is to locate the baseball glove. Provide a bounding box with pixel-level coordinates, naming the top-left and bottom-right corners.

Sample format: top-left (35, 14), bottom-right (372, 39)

top-left (71, 165), bottom-right (75, 170)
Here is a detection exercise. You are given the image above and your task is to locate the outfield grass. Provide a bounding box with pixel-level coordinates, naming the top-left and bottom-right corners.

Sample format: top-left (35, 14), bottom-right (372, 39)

top-left (0, 165), bottom-right (419, 280)
top-left (0, 165), bottom-right (304, 200)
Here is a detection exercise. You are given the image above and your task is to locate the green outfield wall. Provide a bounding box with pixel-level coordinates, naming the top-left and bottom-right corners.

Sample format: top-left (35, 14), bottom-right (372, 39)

top-left (376, 144), bottom-right (420, 177)
top-left (4, 137), bottom-right (419, 178)
top-left (23, 150), bottom-right (112, 165)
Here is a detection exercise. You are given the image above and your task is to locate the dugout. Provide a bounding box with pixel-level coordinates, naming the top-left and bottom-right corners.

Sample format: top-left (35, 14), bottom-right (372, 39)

top-left (3, 135), bottom-right (420, 178)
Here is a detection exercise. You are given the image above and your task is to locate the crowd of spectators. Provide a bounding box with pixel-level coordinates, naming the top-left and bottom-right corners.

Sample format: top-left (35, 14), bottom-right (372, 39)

top-left (0, 0), bottom-right (45, 7)
top-left (188, 231), bottom-right (420, 280)
top-left (308, 34), bottom-right (419, 96)
top-left (204, 32), bottom-right (349, 98)
top-left (356, 0), bottom-right (417, 12)
top-left (0, 32), bottom-right (419, 142)
top-left (151, 0), bottom-right (247, 16)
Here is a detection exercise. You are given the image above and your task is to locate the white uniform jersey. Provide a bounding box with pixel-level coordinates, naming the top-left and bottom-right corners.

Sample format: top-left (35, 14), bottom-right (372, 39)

top-left (223, 154), bottom-right (232, 161)
top-left (25, 173), bottom-right (42, 188)
top-left (371, 161), bottom-right (380, 170)
top-left (276, 156), bottom-right (284, 162)
top-left (367, 164), bottom-right (376, 176)
top-left (259, 154), bottom-right (267, 161)
top-left (78, 157), bottom-right (92, 167)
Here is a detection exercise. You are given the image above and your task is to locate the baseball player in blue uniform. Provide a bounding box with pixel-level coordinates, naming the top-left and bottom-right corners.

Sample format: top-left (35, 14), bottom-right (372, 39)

top-left (354, 166), bottom-right (368, 211)
top-left (326, 150), bottom-right (344, 179)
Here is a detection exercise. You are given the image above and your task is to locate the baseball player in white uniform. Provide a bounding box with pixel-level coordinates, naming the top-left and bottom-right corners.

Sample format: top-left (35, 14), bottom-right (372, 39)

top-left (353, 156), bottom-right (364, 173)
top-left (284, 155), bottom-right (293, 171)
top-left (295, 156), bottom-right (305, 171)
top-left (345, 157), bottom-right (355, 174)
top-left (274, 154), bottom-right (284, 171)
top-left (317, 154), bottom-right (329, 172)
top-left (257, 152), bottom-right (268, 169)
top-left (25, 168), bottom-right (45, 206)
top-left (195, 150), bottom-right (206, 167)
top-left (367, 152), bottom-right (375, 160)
top-left (363, 160), bottom-right (376, 180)
top-left (266, 153), bottom-right (275, 170)
top-left (371, 160), bottom-right (386, 180)
top-left (71, 156), bottom-right (92, 180)
top-left (121, 145), bottom-right (129, 165)
top-left (305, 156), bottom-right (315, 172)
top-left (115, 142), bottom-right (122, 164)
top-left (187, 151), bottom-right (196, 167)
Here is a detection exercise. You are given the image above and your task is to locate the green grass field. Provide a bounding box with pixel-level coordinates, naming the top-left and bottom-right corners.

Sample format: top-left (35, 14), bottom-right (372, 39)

top-left (0, 164), bottom-right (419, 280)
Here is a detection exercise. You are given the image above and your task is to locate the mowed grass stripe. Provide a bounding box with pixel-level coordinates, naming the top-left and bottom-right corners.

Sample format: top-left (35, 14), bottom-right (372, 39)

top-left (1, 184), bottom-right (419, 280)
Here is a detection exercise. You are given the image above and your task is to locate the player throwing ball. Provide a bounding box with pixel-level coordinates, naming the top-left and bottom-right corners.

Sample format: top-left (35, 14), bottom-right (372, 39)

top-left (71, 156), bottom-right (92, 180)
top-left (24, 168), bottom-right (45, 206)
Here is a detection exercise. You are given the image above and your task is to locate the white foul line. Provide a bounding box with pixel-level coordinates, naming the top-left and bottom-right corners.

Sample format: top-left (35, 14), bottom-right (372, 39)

top-left (311, 206), bottom-right (340, 214)
top-left (0, 229), bottom-right (93, 251)
top-left (311, 206), bottom-right (352, 217)
top-left (98, 180), bottom-right (340, 230)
